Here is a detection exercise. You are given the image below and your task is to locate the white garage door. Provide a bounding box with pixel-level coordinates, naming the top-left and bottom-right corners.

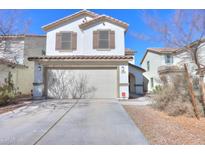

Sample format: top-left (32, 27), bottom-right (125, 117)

top-left (46, 68), bottom-right (117, 99)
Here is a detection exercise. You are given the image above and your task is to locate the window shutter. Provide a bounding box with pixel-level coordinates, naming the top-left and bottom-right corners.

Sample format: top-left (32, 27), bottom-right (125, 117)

top-left (56, 33), bottom-right (62, 50)
top-left (72, 32), bottom-right (77, 50)
top-left (171, 56), bottom-right (174, 63)
top-left (110, 30), bottom-right (115, 49)
top-left (165, 55), bottom-right (168, 63)
top-left (93, 31), bottom-right (99, 49)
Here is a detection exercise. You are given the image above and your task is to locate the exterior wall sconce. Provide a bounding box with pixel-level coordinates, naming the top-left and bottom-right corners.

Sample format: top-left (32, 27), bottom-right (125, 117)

top-left (38, 64), bottom-right (42, 71)
top-left (121, 66), bottom-right (126, 74)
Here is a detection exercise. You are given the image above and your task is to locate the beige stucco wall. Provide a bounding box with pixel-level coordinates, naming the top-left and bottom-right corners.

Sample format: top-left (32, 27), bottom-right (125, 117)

top-left (17, 36), bottom-right (46, 94)
top-left (0, 65), bottom-right (16, 85)
top-left (0, 36), bottom-right (46, 95)
top-left (0, 64), bottom-right (24, 92)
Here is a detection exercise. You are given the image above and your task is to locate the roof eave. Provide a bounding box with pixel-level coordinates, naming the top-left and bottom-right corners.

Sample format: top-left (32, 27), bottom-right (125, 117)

top-left (79, 16), bottom-right (129, 30)
top-left (129, 63), bottom-right (145, 72)
top-left (42, 10), bottom-right (98, 31)
top-left (28, 56), bottom-right (133, 61)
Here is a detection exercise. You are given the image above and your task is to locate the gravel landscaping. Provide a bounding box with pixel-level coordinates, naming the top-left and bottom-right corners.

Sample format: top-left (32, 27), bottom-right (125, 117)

top-left (0, 99), bottom-right (32, 114)
top-left (124, 105), bottom-right (205, 144)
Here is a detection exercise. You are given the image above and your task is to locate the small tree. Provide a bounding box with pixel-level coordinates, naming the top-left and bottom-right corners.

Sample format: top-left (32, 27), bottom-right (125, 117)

top-left (0, 72), bottom-right (18, 106)
top-left (0, 10), bottom-right (31, 67)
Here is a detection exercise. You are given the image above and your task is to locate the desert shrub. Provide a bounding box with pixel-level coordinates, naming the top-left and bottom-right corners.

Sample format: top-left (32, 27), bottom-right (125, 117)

top-left (151, 74), bottom-right (204, 117)
top-left (152, 85), bottom-right (162, 94)
top-left (0, 72), bottom-right (19, 106)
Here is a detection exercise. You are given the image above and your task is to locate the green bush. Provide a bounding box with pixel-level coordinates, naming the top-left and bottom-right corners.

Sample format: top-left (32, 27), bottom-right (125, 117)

top-left (152, 85), bottom-right (163, 94)
top-left (0, 72), bottom-right (18, 106)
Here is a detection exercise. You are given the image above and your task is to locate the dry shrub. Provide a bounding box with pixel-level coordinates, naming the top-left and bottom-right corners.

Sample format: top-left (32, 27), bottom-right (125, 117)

top-left (152, 74), bottom-right (204, 117)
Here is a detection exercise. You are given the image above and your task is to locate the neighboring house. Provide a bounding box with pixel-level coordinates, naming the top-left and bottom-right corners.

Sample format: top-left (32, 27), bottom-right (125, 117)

top-left (0, 35), bottom-right (46, 95)
top-left (141, 44), bottom-right (205, 92)
top-left (28, 10), bottom-right (145, 99)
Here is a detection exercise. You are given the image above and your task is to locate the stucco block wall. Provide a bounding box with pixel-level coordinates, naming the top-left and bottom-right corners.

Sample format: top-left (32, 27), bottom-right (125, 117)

top-left (0, 65), bottom-right (17, 86)
top-left (0, 65), bottom-right (26, 93)
top-left (16, 36), bottom-right (46, 94)
top-left (0, 36), bottom-right (46, 95)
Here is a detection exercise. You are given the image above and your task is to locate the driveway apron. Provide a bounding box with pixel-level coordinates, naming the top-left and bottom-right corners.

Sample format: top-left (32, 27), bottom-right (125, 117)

top-left (0, 99), bottom-right (148, 145)
top-left (37, 100), bottom-right (148, 145)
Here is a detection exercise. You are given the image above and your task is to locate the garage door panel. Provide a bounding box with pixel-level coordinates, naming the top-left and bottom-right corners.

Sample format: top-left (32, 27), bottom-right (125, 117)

top-left (47, 68), bottom-right (117, 99)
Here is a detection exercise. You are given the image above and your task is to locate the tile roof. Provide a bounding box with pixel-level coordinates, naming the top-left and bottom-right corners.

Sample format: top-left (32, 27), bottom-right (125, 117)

top-left (42, 10), bottom-right (128, 31)
top-left (129, 63), bottom-right (145, 72)
top-left (147, 48), bottom-right (178, 53)
top-left (28, 55), bottom-right (133, 61)
top-left (42, 10), bottom-right (99, 31)
top-left (125, 48), bottom-right (136, 55)
top-left (79, 15), bottom-right (128, 30)
top-left (0, 34), bottom-right (46, 38)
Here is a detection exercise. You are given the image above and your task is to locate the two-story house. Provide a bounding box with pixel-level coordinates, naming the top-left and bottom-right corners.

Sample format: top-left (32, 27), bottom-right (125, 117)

top-left (28, 10), bottom-right (145, 99)
top-left (141, 44), bottom-right (205, 92)
top-left (0, 35), bottom-right (46, 95)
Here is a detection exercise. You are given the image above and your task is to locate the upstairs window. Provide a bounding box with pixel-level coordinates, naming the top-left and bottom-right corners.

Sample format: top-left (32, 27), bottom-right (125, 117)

top-left (165, 54), bottom-right (173, 64)
top-left (93, 30), bottom-right (115, 50)
top-left (99, 30), bottom-right (109, 49)
top-left (56, 31), bottom-right (77, 51)
top-left (61, 32), bottom-right (72, 50)
top-left (147, 61), bottom-right (150, 71)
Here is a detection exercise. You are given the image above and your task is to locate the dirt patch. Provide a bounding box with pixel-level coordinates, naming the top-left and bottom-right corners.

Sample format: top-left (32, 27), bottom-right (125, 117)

top-left (0, 97), bottom-right (32, 114)
top-left (124, 105), bottom-right (205, 144)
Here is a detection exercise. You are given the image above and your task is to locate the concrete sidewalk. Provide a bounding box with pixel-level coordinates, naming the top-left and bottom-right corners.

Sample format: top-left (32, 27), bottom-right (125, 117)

top-left (119, 96), bottom-right (153, 106)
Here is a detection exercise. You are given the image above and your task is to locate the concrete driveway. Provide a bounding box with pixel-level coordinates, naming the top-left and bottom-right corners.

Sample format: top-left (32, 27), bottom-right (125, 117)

top-left (0, 99), bottom-right (148, 145)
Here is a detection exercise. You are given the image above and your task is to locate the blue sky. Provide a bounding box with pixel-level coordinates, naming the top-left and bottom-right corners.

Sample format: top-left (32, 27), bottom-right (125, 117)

top-left (21, 9), bottom-right (174, 66)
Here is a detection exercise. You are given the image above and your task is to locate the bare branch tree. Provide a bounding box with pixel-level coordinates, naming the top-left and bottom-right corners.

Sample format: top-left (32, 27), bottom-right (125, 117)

top-left (0, 10), bottom-right (31, 65)
top-left (135, 10), bottom-right (205, 115)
